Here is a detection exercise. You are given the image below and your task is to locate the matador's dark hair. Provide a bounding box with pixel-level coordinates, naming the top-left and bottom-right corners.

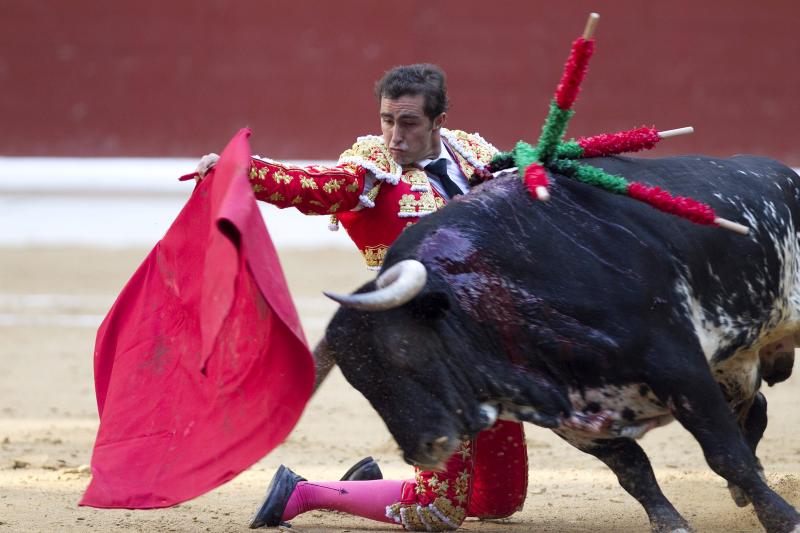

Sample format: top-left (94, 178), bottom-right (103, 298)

top-left (375, 64), bottom-right (449, 120)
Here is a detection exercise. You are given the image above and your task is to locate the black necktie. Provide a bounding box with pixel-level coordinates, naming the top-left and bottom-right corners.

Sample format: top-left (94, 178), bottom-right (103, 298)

top-left (424, 159), bottom-right (463, 199)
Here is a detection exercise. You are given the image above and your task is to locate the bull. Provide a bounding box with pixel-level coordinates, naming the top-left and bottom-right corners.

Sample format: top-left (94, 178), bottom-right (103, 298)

top-left (323, 155), bottom-right (800, 533)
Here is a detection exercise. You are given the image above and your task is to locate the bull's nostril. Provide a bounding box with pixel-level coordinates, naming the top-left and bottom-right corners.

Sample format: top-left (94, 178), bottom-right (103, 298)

top-left (426, 435), bottom-right (450, 453)
top-left (478, 403), bottom-right (499, 428)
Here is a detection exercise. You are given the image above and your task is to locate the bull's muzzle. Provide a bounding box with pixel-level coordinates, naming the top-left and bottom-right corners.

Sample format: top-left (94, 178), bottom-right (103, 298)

top-left (324, 259), bottom-right (427, 311)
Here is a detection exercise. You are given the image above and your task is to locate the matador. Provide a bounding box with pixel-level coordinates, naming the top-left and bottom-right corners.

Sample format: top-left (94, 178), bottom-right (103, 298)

top-left (197, 64), bottom-right (529, 531)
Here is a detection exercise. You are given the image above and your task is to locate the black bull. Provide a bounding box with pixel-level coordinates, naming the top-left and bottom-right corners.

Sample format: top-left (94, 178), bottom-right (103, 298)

top-left (324, 155), bottom-right (800, 533)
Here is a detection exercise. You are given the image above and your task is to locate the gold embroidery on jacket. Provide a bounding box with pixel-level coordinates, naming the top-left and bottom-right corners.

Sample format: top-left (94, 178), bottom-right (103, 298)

top-left (322, 178), bottom-right (344, 193)
top-left (451, 149), bottom-right (475, 181)
top-left (269, 192), bottom-right (285, 202)
top-left (300, 176), bottom-right (318, 189)
top-left (328, 202), bottom-right (341, 213)
top-left (346, 180), bottom-right (360, 193)
top-left (272, 169), bottom-right (292, 184)
top-left (291, 195), bottom-right (303, 205)
top-left (252, 184), bottom-right (265, 193)
top-left (362, 245), bottom-right (388, 268)
top-left (398, 194), bottom-right (419, 216)
top-left (339, 135), bottom-right (400, 177)
top-left (450, 130), bottom-right (496, 165)
top-left (398, 190), bottom-right (438, 217)
top-left (366, 181), bottom-right (382, 202)
top-left (418, 191), bottom-right (436, 212)
top-left (401, 168), bottom-right (429, 189)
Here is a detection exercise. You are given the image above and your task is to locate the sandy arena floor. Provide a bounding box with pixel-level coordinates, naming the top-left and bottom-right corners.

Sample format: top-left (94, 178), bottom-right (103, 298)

top-left (1, 247), bottom-right (798, 532)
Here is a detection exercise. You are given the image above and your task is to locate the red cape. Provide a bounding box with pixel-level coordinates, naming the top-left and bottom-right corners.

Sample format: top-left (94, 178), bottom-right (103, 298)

top-left (81, 129), bottom-right (314, 508)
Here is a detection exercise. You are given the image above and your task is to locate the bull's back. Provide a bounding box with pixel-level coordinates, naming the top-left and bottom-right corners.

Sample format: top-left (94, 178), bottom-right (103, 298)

top-left (391, 154), bottom-right (800, 364)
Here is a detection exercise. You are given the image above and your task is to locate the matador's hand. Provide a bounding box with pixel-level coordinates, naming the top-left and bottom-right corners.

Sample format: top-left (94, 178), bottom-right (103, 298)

top-left (195, 153), bottom-right (220, 182)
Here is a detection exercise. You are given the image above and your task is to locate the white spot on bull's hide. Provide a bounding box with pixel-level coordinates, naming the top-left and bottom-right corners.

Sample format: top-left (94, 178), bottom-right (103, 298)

top-left (675, 197), bottom-right (800, 365)
top-left (557, 384), bottom-right (673, 439)
top-left (675, 276), bottom-right (735, 362)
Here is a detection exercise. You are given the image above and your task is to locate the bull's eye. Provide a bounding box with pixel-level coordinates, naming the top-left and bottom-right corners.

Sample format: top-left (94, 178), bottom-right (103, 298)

top-left (411, 291), bottom-right (451, 320)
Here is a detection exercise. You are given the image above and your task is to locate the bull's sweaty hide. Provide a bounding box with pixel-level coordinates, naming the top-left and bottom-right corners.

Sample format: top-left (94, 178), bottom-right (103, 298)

top-left (81, 129), bottom-right (314, 509)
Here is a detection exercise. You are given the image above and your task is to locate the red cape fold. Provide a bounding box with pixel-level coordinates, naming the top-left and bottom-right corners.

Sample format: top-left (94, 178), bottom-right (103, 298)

top-left (80, 128), bottom-right (314, 509)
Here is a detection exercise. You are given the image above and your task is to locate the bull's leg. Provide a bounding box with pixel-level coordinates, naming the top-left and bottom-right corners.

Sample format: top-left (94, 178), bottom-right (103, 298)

top-left (312, 337), bottom-right (336, 391)
top-left (648, 367), bottom-right (799, 533)
top-left (728, 392), bottom-right (768, 507)
top-left (570, 436), bottom-right (690, 533)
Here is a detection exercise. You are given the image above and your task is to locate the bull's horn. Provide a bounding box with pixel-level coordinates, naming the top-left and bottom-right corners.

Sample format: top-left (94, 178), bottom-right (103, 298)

top-left (324, 259), bottom-right (427, 311)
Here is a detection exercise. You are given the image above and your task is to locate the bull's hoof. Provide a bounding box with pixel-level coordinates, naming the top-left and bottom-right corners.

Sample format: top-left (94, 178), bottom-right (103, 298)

top-left (650, 514), bottom-right (693, 533)
top-left (727, 482), bottom-right (751, 507)
top-left (652, 525), bottom-right (693, 533)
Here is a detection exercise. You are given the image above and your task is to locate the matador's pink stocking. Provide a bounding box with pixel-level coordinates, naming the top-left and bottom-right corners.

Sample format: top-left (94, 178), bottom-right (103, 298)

top-left (283, 479), bottom-right (408, 524)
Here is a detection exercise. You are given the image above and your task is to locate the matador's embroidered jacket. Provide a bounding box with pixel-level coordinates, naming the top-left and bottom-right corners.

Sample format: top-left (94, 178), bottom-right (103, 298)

top-left (247, 128), bottom-right (497, 269)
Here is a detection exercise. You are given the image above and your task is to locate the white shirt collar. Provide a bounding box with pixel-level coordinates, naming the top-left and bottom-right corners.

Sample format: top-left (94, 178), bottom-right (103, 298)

top-left (415, 138), bottom-right (469, 198)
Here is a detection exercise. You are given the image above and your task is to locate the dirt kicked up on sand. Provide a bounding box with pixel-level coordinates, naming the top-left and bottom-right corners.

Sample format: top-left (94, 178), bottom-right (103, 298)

top-left (1, 247), bottom-right (798, 532)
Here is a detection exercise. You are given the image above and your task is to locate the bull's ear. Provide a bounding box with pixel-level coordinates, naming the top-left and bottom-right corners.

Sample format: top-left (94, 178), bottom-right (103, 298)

top-left (411, 290), bottom-right (451, 321)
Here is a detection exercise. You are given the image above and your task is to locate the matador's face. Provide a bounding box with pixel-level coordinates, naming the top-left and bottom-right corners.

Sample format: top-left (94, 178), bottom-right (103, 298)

top-left (379, 94), bottom-right (444, 166)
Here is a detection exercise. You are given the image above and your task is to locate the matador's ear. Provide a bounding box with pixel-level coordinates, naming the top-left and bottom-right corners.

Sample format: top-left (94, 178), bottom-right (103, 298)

top-left (433, 113), bottom-right (446, 131)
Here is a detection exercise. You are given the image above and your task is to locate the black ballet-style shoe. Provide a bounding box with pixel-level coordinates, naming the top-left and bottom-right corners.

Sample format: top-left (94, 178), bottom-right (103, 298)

top-left (339, 456), bottom-right (383, 481)
top-left (249, 465), bottom-right (306, 529)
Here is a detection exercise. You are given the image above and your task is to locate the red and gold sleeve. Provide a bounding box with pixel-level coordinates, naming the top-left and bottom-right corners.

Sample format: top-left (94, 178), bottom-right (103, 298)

top-left (247, 157), bottom-right (367, 215)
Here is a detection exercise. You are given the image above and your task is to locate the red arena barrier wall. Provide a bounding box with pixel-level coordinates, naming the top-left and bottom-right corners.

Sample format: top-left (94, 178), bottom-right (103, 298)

top-left (2, 0), bottom-right (799, 165)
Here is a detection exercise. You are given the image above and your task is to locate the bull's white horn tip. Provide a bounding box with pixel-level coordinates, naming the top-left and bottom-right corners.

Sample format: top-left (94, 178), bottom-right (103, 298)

top-left (322, 290), bottom-right (345, 303)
